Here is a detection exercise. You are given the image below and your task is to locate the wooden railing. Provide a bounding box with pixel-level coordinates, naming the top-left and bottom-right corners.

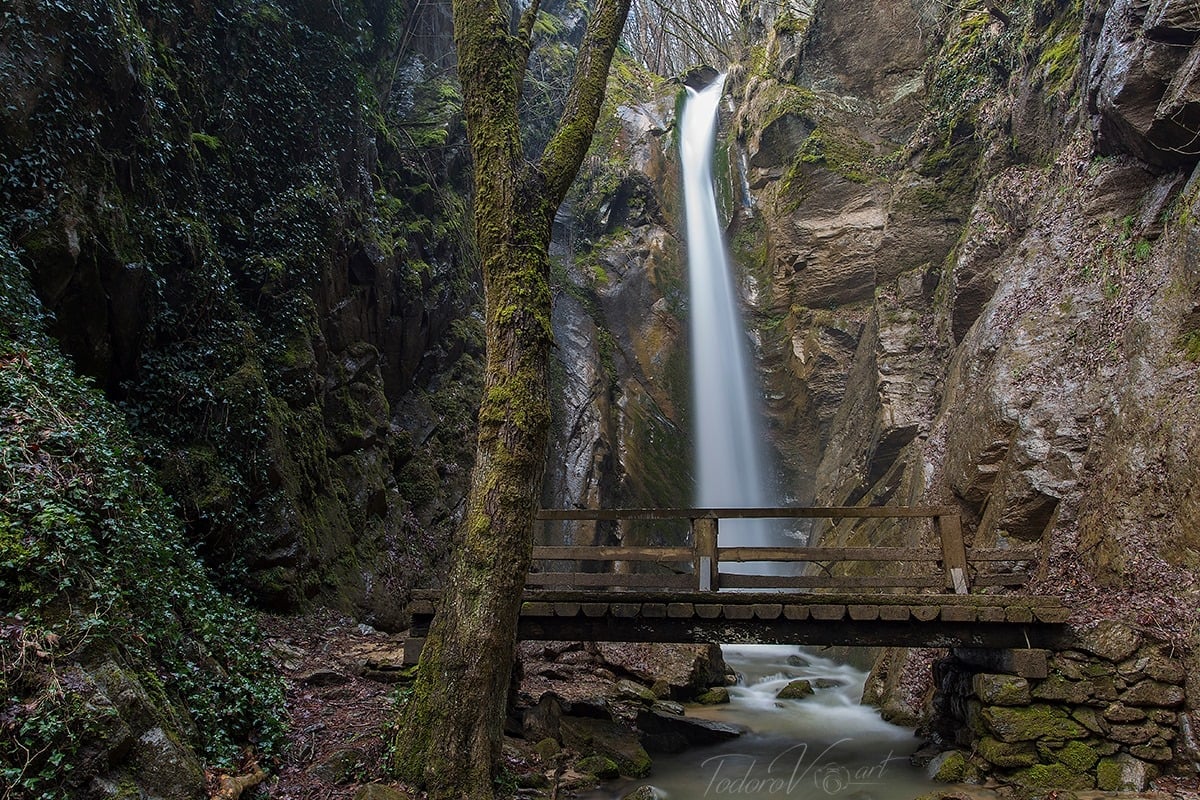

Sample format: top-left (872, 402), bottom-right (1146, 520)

top-left (533, 507), bottom-right (1039, 595)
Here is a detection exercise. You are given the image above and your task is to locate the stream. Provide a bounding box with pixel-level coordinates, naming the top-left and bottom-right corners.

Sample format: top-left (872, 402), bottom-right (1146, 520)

top-left (581, 645), bottom-right (937, 800)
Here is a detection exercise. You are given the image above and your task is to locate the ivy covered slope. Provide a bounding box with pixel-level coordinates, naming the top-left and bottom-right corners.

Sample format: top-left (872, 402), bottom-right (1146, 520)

top-left (1, 0), bottom-right (478, 795)
top-left (1, 0), bottom-right (480, 624)
top-left (1, 252), bottom-right (284, 797)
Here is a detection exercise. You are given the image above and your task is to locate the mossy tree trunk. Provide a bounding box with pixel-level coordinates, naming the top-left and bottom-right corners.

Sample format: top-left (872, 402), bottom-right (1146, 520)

top-left (392, 0), bottom-right (630, 798)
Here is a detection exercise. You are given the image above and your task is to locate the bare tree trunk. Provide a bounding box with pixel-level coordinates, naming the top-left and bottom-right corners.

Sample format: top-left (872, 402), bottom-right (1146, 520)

top-left (392, 1), bottom-right (630, 797)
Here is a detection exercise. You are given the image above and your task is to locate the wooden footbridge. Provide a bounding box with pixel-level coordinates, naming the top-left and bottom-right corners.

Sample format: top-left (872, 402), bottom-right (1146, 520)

top-left (404, 507), bottom-right (1070, 665)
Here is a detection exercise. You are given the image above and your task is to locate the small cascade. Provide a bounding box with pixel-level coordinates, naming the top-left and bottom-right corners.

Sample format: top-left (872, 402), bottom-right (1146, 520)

top-left (679, 77), bottom-right (788, 572)
top-left (580, 646), bottom-right (935, 799)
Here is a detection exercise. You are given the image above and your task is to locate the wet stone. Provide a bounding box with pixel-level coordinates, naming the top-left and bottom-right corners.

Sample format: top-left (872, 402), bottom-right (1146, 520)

top-left (1102, 702), bottom-right (1146, 723)
top-left (776, 679), bottom-right (814, 699)
top-left (972, 673), bottom-right (1030, 706)
top-left (696, 687), bottom-right (730, 705)
top-left (1077, 621), bottom-right (1141, 663)
top-left (1121, 680), bottom-right (1185, 708)
top-left (1129, 743), bottom-right (1174, 763)
top-left (1097, 753), bottom-right (1158, 791)
top-left (976, 736), bottom-right (1038, 768)
top-left (981, 704), bottom-right (1087, 743)
top-left (1071, 707), bottom-right (1109, 735)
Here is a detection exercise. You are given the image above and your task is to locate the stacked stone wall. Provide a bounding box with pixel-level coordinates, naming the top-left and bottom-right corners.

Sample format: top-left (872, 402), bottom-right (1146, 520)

top-left (929, 622), bottom-right (1188, 792)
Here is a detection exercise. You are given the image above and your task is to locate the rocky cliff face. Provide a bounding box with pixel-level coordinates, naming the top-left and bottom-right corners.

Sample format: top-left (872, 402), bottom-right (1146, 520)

top-left (549, 0), bottom-right (1200, 787)
top-left (721, 0), bottom-right (1200, 783)
top-left (2, 0), bottom-right (479, 625)
top-left (2, 0), bottom-right (477, 794)
top-left (543, 65), bottom-right (698, 547)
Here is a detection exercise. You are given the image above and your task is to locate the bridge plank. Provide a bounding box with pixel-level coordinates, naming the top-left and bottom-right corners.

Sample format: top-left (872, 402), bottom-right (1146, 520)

top-left (723, 605), bottom-right (755, 620)
top-left (667, 602), bottom-right (694, 618)
top-left (967, 549), bottom-right (1040, 561)
top-left (978, 606), bottom-right (1008, 622)
top-left (642, 603), bottom-right (667, 618)
top-left (878, 605), bottom-right (910, 621)
top-left (1005, 607), bottom-right (1034, 623)
top-left (512, 589), bottom-right (1067, 609)
top-left (582, 603), bottom-right (610, 617)
top-left (695, 604), bottom-right (723, 619)
top-left (941, 606), bottom-right (977, 622)
top-left (537, 506), bottom-right (958, 520)
top-left (783, 605), bottom-right (810, 621)
top-left (810, 604), bottom-right (846, 621)
top-left (533, 546), bottom-right (693, 561)
top-left (848, 605), bottom-right (880, 621)
top-left (521, 602), bottom-right (554, 616)
top-left (554, 603), bottom-right (581, 617)
top-left (611, 603), bottom-right (641, 618)
top-left (718, 546), bottom-right (940, 562)
top-left (721, 575), bottom-right (941, 589)
top-left (753, 604), bottom-right (783, 620)
top-left (1034, 606), bottom-right (1070, 623)
top-left (527, 573), bottom-right (693, 589)
top-left (911, 606), bottom-right (940, 622)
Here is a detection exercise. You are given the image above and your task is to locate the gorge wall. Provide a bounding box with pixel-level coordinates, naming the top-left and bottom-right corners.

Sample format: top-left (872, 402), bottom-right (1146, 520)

top-left (731, 0), bottom-right (1200, 787)
top-left (2, 0), bottom-right (481, 794)
top-left (550, 0), bottom-right (1200, 789)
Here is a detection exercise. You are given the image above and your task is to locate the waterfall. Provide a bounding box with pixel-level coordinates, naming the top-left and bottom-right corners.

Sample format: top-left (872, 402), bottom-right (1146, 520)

top-left (680, 77), bottom-right (785, 573)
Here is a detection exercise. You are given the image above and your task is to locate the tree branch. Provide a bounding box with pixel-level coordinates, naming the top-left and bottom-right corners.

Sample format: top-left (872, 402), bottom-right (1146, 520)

top-left (453, 0), bottom-right (525, 178)
top-left (538, 0), bottom-right (633, 205)
top-left (518, 0), bottom-right (545, 44)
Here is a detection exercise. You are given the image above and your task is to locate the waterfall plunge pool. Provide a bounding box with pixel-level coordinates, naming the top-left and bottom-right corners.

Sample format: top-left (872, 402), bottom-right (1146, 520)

top-left (579, 645), bottom-right (937, 800)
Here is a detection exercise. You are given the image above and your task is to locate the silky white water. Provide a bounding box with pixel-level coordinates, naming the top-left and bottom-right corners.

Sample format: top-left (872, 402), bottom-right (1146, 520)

top-left (680, 77), bottom-right (788, 571)
top-left (579, 645), bottom-right (936, 799)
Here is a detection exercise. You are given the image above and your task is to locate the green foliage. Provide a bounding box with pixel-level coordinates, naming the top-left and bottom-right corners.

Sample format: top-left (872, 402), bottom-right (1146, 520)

top-left (0, 249), bottom-right (284, 798)
top-left (0, 0), bottom-right (475, 597)
top-left (1182, 330), bottom-right (1200, 362)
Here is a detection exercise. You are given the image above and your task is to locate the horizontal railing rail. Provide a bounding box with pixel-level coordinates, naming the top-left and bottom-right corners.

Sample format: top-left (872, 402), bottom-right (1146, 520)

top-left (532, 507), bottom-right (1039, 595)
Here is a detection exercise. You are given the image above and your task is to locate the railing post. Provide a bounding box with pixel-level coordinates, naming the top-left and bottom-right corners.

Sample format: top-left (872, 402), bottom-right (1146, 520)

top-left (936, 513), bottom-right (970, 594)
top-left (694, 516), bottom-right (719, 591)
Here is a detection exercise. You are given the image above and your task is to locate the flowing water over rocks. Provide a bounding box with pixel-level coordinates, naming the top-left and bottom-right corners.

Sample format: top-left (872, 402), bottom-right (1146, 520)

top-left (580, 645), bottom-right (936, 800)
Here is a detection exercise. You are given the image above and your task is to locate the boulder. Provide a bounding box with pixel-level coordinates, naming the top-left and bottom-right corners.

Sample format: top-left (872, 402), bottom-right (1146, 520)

top-left (575, 754), bottom-right (620, 779)
top-left (595, 643), bottom-right (727, 697)
top-left (560, 716), bottom-right (652, 778)
top-left (776, 679), bottom-right (814, 699)
top-left (612, 679), bottom-right (657, 705)
top-left (696, 686), bottom-right (730, 704)
top-left (635, 709), bottom-right (743, 753)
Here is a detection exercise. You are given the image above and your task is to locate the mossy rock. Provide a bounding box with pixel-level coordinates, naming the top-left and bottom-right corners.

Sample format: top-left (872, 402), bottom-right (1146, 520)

top-left (576, 755), bottom-right (620, 779)
top-left (560, 717), bottom-right (652, 778)
top-left (696, 687), bottom-right (730, 704)
top-left (776, 679), bottom-right (814, 699)
top-left (1096, 753), bottom-right (1158, 791)
top-left (1010, 762), bottom-right (1094, 790)
top-left (1054, 740), bottom-right (1100, 773)
top-left (926, 749), bottom-right (968, 782)
top-left (533, 737), bottom-right (560, 764)
top-left (354, 786), bottom-right (412, 800)
top-left (972, 673), bottom-right (1030, 705)
top-left (980, 704), bottom-right (1087, 742)
top-left (976, 736), bottom-right (1038, 768)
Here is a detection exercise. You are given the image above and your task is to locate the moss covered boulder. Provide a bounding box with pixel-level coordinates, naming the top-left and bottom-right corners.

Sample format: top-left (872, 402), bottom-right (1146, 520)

top-left (980, 704), bottom-right (1087, 743)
